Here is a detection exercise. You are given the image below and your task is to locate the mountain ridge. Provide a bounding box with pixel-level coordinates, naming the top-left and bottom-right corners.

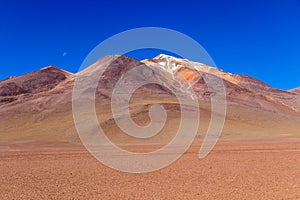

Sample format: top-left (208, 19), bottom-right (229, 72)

top-left (1, 54), bottom-right (300, 114)
top-left (0, 54), bottom-right (299, 146)
top-left (1, 54), bottom-right (298, 93)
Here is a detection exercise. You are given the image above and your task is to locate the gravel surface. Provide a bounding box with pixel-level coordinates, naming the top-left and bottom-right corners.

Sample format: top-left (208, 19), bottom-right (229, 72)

top-left (0, 140), bottom-right (300, 200)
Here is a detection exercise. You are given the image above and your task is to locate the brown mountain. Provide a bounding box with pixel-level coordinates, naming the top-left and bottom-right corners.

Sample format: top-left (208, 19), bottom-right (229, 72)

top-left (0, 54), bottom-right (299, 148)
top-left (289, 87), bottom-right (300, 94)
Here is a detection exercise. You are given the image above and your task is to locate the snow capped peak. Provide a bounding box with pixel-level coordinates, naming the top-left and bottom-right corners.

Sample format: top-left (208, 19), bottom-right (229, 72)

top-left (141, 54), bottom-right (239, 87)
top-left (142, 54), bottom-right (209, 75)
top-left (153, 54), bottom-right (183, 61)
top-left (152, 54), bottom-right (196, 66)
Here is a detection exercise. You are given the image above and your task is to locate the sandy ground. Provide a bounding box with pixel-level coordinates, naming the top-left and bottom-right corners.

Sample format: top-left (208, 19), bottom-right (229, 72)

top-left (0, 138), bottom-right (300, 200)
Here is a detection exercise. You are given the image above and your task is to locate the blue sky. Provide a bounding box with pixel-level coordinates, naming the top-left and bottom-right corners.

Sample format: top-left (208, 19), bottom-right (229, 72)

top-left (0, 0), bottom-right (300, 89)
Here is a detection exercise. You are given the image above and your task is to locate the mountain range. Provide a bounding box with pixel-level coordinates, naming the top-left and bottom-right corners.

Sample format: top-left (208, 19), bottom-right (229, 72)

top-left (0, 54), bottom-right (299, 149)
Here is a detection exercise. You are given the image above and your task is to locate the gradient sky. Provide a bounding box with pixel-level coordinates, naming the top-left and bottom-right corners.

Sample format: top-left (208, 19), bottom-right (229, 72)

top-left (0, 0), bottom-right (300, 89)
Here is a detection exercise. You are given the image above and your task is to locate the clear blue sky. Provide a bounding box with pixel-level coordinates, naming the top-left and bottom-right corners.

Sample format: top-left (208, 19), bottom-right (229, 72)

top-left (0, 0), bottom-right (300, 89)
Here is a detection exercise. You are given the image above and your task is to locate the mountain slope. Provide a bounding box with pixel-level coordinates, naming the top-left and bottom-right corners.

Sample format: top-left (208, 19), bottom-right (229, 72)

top-left (290, 87), bottom-right (300, 94)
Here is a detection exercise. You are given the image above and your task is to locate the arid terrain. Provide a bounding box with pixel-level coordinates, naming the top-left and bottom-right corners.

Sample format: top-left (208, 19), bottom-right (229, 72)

top-left (1, 139), bottom-right (300, 199)
top-left (0, 54), bottom-right (300, 199)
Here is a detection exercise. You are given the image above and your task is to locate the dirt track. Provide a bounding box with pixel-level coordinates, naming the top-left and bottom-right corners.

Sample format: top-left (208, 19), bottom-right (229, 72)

top-left (1, 139), bottom-right (300, 200)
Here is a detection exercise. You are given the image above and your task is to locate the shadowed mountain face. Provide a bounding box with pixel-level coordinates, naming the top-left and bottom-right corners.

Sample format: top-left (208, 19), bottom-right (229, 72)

top-left (0, 66), bottom-right (70, 96)
top-left (0, 54), bottom-right (299, 146)
top-left (0, 66), bottom-right (73, 105)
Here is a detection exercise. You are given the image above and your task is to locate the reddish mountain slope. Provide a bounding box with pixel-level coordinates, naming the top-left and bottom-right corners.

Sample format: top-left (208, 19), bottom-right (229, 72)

top-left (290, 87), bottom-right (300, 94)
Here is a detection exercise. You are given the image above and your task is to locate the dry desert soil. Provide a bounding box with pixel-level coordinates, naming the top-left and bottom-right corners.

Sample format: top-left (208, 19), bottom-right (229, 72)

top-left (0, 138), bottom-right (300, 200)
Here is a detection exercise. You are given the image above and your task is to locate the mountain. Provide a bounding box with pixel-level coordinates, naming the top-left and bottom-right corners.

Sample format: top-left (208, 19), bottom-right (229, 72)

top-left (289, 87), bottom-right (300, 94)
top-left (0, 54), bottom-right (299, 148)
top-left (143, 54), bottom-right (300, 113)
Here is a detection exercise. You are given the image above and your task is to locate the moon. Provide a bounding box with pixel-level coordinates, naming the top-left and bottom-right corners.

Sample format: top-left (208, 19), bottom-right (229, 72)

top-left (63, 52), bottom-right (68, 57)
